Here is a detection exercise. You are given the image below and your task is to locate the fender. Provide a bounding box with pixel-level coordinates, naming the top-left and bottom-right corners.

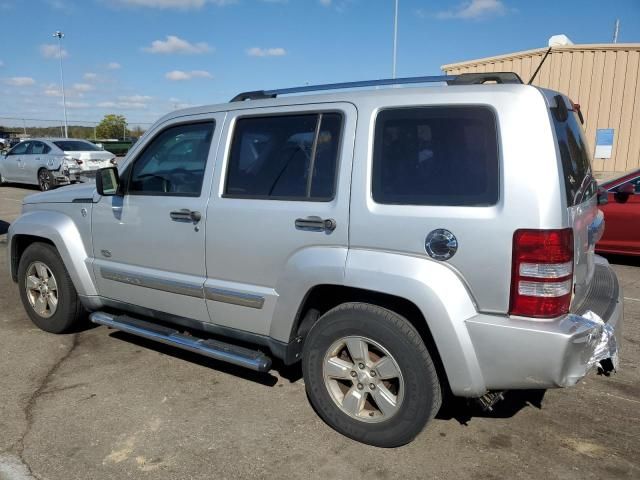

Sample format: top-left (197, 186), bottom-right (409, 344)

top-left (8, 210), bottom-right (97, 296)
top-left (272, 247), bottom-right (487, 397)
top-left (342, 249), bottom-right (486, 396)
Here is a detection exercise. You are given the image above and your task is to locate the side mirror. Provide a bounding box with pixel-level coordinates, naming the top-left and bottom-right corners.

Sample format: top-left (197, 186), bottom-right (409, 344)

top-left (96, 167), bottom-right (120, 196)
top-left (614, 183), bottom-right (635, 203)
top-left (597, 187), bottom-right (608, 205)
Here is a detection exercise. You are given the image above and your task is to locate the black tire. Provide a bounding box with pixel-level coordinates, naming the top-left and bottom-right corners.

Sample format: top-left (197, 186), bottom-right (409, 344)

top-left (17, 242), bottom-right (84, 334)
top-left (38, 169), bottom-right (55, 191)
top-left (303, 303), bottom-right (442, 447)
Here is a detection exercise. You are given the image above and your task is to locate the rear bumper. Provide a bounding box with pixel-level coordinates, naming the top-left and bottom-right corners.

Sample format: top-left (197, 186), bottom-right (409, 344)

top-left (465, 256), bottom-right (622, 391)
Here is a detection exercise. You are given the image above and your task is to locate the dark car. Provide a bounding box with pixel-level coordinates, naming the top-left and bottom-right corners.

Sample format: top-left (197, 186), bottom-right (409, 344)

top-left (597, 168), bottom-right (640, 256)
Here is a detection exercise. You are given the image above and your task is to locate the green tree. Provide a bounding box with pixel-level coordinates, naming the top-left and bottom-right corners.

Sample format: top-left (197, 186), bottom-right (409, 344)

top-left (96, 114), bottom-right (127, 140)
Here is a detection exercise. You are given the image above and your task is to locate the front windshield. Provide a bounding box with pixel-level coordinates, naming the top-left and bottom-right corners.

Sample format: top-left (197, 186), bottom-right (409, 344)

top-left (54, 140), bottom-right (102, 152)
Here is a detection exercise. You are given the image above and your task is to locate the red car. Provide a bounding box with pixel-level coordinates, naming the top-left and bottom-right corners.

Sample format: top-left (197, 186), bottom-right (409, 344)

top-left (596, 168), bottom-right (640, 256)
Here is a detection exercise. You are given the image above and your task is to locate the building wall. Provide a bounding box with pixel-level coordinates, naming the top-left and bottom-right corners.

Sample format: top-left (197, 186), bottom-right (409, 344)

top-left (442, 44), bottom-right (640, 179)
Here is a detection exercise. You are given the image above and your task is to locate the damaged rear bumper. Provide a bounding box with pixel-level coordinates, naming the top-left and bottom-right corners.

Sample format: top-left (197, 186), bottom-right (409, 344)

top-left (465, 256), bottom-right (622, 391)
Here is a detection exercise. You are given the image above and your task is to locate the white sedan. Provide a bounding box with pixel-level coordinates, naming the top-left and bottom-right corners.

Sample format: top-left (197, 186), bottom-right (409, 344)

top-left (0, 138), bottom-right (116, 190)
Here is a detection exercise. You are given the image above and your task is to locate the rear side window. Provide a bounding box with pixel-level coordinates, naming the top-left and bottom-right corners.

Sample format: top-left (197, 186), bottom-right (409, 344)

top-left (372, 106), bottom-right (499, 206)
top-left (224, 113), bottom-right (342, 201)
top-left (54, 140), bottom-right (101, 152)
top-left (553, 110), bottom-right (596, 206)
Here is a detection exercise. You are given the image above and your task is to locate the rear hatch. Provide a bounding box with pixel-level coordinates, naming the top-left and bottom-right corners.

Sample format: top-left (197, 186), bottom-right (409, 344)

top-left (549, 94), bottom-right (601, 310)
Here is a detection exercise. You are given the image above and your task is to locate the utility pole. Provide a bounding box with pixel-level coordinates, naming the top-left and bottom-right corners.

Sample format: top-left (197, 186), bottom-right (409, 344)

top-left (53, 31), bottom-right (68, 138)
top-left (392, 0), bottom-right (399, 78)
top-left (613, 19), bottom-right (620, 43)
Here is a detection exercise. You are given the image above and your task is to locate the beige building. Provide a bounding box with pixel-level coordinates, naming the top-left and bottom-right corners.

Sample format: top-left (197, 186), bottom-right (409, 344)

top-left (442, 43), bottom-right (640, 179)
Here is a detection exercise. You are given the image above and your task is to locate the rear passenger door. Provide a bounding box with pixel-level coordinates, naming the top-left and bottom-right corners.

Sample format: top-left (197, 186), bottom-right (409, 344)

top-left (204, 103), bottom-right (356, 335)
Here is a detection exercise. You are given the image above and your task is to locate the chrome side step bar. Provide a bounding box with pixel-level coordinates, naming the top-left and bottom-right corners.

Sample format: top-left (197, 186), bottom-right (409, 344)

top-left (90, 312), bottom-right (272, 372)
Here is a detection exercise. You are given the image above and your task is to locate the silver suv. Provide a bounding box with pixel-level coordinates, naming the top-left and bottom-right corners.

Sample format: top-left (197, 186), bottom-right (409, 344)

top-left (6, 73), bottom-right (622, 447)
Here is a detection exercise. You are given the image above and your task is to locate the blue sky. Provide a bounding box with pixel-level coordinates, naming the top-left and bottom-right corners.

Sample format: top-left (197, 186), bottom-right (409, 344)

top-left (1, 0), bottom-right (639, 127)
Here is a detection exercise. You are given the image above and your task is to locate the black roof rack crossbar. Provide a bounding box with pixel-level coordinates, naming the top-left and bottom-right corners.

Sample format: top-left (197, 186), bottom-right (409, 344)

top-left (446, 72), bottom-right (524, 85)
top-left (230, 72), bottom-right (523, 102)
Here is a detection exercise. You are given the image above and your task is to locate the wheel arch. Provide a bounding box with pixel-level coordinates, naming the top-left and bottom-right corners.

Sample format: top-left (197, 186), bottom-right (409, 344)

top-left (8, 211), bottom-right (97, 296)
top-left (279, 249), bottom-right (488, 397)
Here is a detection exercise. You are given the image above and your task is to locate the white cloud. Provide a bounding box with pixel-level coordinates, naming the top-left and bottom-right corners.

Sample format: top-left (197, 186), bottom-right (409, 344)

top-left (113, 0), bottom-right (236, 9)
top-left (319, 0), bottom-right (331, 6)
top-left (165, 70), bottom-right (213, 81)
top-left (97, 100), bottom-right (148, 109)
top-left (143, 35), bottom-right (212, 54)
top-left (61, 101), bottom-right (90, 109)
top-left (5, 77), bottom-right (36, 86)
top-left (119, 94), bottom-right (152, 102)
top-left (73, 83), bottom-right (94, 92)
top-left (46, 0), bottom-right (72, 12)
top-left (40, 43), bottom-right (68, 59)
top-left (107, 62), bottom-right (121, 70)
top-left (246, 47), bottom-right (286, 57)
top-left (435, 0), bottom-right (507, 20)
top-left (83, 72), bottom-right (98, 81)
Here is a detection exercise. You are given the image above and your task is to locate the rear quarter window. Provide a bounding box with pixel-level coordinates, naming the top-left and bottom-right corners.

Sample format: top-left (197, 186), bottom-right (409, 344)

top-left (552, 110), bottom-right (596, 206)
top-left (372, 106), bottom-right (499, 206)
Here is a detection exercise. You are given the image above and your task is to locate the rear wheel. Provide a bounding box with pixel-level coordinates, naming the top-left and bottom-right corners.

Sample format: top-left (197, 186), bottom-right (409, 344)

top-left (302, 303), bottom-right (442, 447)
top-left (18, 242), bottom-right (84, 333)
top-left (38, 169), bottom-right (55, 191)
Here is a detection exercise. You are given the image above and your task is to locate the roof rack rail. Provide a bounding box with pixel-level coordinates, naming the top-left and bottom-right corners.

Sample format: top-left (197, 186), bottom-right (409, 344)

top-left (230, 71), bottom-right (523, 102)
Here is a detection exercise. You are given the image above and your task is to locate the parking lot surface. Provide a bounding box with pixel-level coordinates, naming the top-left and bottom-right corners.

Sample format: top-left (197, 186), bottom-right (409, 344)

top-left (1, 184), bottom-right (639, 480)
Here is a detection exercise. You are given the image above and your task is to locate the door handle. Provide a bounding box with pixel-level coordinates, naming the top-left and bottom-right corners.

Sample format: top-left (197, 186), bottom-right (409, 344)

top-left (170, 209), bottom-right (202, 223)
top-left (295, 216), bottom-right (336, 232)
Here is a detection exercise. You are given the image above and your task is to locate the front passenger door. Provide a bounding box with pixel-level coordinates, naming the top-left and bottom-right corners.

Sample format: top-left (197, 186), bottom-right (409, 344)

top-left (92, 116), bottom-right (223, 322)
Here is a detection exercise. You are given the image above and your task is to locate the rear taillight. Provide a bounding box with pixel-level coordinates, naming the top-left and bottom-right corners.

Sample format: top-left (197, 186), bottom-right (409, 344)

top-left (509, 229), bottom-right (574, 319)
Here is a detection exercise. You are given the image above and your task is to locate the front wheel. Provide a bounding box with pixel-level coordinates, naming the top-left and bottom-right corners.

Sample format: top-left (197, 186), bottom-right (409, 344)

top-left (18, 242), bottom-right (84, 333)
top-left (302, 303), bottom-right (442, 447)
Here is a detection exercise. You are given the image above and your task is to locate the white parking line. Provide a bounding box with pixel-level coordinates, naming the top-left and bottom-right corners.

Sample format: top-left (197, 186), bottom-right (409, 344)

top-left (624, 297), bottom-right (640, 302)
top-left (0, 197), bottom-right (22, 202)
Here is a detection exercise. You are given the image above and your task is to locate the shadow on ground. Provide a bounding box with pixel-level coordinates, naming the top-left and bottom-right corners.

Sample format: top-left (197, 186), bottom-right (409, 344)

top-left (0, 220), bottom-right (9, 235)
top-left (109, 330), bottom-right (281, 387)
top-left (436, 389), bottom-right (547, 425)
top-left (599, 253), bottom-right (640, 268)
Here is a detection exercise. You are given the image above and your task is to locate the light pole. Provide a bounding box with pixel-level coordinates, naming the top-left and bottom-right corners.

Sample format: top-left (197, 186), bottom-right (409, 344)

top-left (53, 30), bottom-right (68, 138)
top-left (392, 0), bottom-right (398, 78)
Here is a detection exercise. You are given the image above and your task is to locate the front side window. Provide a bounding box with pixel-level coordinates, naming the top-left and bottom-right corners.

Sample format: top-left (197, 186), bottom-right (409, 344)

top-left (373, 106), bottom-right (499, 206)
top-left (9, 142), bottom-right (29, 155)
top-left (128, 122), bottom-right (214, 196)
top-left (224, 113), bottom-right (342, 201)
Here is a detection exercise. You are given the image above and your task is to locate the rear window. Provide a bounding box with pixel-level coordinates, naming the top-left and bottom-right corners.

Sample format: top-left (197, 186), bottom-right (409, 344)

top-left (552, 110), bottom-right (596, 206)
top-left (372, 106), bottom-right (499, 206)
top-left (54, 140), bottom-right (101, 152)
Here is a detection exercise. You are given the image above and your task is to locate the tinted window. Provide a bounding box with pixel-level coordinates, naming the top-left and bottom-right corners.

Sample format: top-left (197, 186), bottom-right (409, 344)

top-left (553, 111), bottom-right (596, 206)
top-left (54, 140), bottom-right (101, 152)
top-left (225, 113), bottom-right (342, 200)
top-left (9, 142), bottom-right (29, 155)
top-left (129, 122), bottom-right (214, 196)
top-left (372, 107), bottom-right (499, 206)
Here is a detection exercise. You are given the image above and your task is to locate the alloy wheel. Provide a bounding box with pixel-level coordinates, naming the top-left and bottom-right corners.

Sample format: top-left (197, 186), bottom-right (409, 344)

top-left (24, 261), bottom-right (59, 318)
top-left (322, 336), bottom-right (404, 423)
